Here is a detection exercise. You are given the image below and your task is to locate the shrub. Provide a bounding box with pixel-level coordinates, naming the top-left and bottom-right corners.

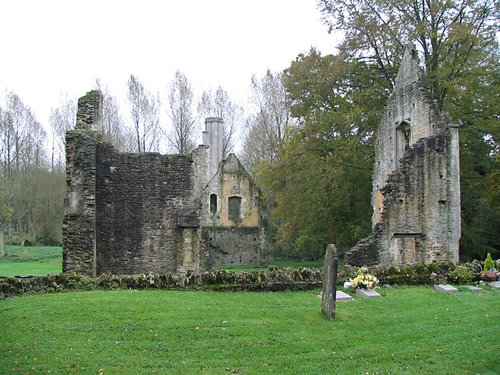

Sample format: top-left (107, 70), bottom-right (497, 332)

top-left (484, 252), bottom-right (495, 271)
top-left (448, 264), bottom-right (479, 284)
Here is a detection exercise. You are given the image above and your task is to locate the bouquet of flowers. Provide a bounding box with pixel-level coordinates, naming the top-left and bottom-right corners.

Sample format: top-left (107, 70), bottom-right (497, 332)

top-left (349, 267), bottom-right (379, 289)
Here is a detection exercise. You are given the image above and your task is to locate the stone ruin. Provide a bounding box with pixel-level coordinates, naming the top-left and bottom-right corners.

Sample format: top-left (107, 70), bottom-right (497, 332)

top-left (63, 91), bottom-right (266, 276)
top-left (345, 42), bottom-right (460, 266)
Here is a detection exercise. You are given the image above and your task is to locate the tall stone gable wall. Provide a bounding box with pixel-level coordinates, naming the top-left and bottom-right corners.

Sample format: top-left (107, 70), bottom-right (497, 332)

top-left (202, 154), bottom-right (267, 265)
top-left (62, 130), bottom-right (101, 276)
top-left (345, 43), bottom-right (460, 266)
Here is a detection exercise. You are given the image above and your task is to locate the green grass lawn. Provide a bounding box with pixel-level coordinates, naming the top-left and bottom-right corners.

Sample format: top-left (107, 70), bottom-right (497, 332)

top-left (0, 246), bottom-right (62, 276)
top-left (0, 286), bottom-right (498, 374)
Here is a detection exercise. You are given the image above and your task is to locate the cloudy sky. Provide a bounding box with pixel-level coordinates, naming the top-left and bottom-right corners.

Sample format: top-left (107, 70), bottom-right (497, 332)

top-left (0, 0), bottom-right (340, 128)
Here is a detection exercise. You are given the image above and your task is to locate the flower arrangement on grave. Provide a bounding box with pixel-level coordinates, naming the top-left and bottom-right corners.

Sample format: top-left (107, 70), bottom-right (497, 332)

top-left (480, 270), bottom-right (498, 282)
top-left (349, 267), bottom-right (379, 290)
top-left (480, 252), bottom-right (500, 281)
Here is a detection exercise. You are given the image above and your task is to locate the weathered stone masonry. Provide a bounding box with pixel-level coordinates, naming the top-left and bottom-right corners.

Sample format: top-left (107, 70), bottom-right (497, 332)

top-left (345, 43), bottom-right (460, 266)
top-left (63, 92), bottom-right (265, 276)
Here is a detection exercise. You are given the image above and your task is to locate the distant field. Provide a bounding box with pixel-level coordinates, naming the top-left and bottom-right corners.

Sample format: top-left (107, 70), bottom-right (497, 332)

top-left (0, 246), bottom-right (62, 276)
top-left (0, 246), bottom-right (322, 276)
top-left (0, 286), bottom-right (497, 374)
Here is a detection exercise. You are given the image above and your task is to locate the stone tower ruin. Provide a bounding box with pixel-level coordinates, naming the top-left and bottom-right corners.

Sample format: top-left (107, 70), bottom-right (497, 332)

top-left (345, 42), bottom-right (460, 266)
top-left (63, 92), bottom-right (265, 276)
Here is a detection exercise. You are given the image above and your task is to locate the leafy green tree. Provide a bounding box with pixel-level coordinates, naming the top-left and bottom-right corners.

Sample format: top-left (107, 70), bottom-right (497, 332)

top-left (257, 50), bottom-right (389, 259)
top-left (317, 0), bottom-right (499, 260)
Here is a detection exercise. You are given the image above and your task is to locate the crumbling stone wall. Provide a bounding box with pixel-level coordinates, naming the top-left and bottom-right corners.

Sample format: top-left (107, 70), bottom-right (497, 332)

top-left (346, 43), bottom-right (460, 266)
top-left (63, 90), bottom-right (209, 276)
top-left (62, 130), bottom-right (101, 276)
top-left (63, 92), bottom-right (264, 275)
top-left (95, 144), bottom-right (205, 275)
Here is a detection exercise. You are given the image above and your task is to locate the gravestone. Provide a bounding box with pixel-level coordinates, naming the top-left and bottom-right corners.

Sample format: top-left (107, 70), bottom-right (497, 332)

top-left (464, 285), bottom-right (483, 292)
top-left (356, 288), bottom-right (381, 298)
top-left (487, 281), bottom-right (500, 289)
top-left (434, 284), bottom-right (458, 293)
top-left (318, 290), bottom-right (353, 302)
top-left (321, 244), bottom-right (339, 320)
top-left (336, 290), bottom-right (353, 301)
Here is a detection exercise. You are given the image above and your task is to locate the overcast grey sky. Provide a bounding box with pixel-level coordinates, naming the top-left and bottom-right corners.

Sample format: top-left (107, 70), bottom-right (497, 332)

top-left (0, 0), bottom-right (340, 128)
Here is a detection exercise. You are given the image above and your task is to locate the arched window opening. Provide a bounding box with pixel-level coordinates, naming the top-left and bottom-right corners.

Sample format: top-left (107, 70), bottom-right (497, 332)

top-left (396, 121), bottom-right (411, 166)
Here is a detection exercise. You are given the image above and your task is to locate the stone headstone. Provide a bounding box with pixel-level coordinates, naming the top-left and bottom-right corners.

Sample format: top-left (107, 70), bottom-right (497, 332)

top-left (336, 290), bottom-right (353, 301)
top-left (321, 244), bottom-right (338, 320)
top-left (434, 284), bottom-right (458, 293)
top-left (318, 290), bottom-right (353, 302)
top-left (355, 288), bottom-right (381, 298)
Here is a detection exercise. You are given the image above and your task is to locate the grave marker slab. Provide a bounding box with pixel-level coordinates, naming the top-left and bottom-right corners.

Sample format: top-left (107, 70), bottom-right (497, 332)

top-left (355, 288), bottom-right (381, 298)
top-left (487, 281), bottom-right (500, 289)
top-left (336, 290), bottom-right (353, 301)
top-left (318, 291), bottom-right (353, 301)
top-left (464, 285), bottom-right (483, 292)
top-left (434, 284), bottom-right (458, 293)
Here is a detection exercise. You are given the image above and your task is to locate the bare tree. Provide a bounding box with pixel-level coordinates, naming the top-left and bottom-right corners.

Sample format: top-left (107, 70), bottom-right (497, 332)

top-left (198, 86), bottom-right (243, 157)
top-left (1, 92), bottom-right (47, 177)
top-left (0, 91), bottom-right (49, 237)
top-left (241, 70), bottom-right (293, 170)
top-left (127, 74), bottom-right (161, 153)
top-left (49, 94), bottom-right (76, 168)
top-left (166, 70), bottom-right (197, 154)
top-left (95, 79), bottom-right (132, 152)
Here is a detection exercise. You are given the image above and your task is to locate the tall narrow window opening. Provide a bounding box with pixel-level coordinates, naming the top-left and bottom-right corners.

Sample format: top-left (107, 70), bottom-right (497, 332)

top-left (396, 121), bottom-right (411, 166)
top-left (210, 194), bottom-right (217, 214)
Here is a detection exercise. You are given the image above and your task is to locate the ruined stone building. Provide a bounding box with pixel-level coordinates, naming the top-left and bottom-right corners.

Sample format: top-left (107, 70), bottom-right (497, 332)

top-left (63, 91), bottom-right (266, 276)
top-left (345, 43), bottom-right (460, 266)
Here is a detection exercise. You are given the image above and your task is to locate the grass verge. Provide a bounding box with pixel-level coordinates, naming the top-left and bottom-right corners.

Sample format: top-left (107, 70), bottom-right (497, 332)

top-left (0, 286), bottom-right (498, 374)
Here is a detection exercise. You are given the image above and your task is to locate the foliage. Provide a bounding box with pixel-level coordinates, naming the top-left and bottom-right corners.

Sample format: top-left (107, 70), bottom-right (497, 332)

top-left (0, 92), bottom-right (65, 245)
top-left (256, 50), bottom-right (388, 258)
top-left (0, 287), bottom-right (498, 373)
top-left (483, 252), bottom-right (495, 271)
top-left (315, 0), bottom-right (500, 261)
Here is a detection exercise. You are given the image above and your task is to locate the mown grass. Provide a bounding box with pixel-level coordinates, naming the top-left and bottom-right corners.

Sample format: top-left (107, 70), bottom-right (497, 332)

top-left (0, 246), bottom-right (62, 276)
top-left (0, 286), bottom-right (498, 374)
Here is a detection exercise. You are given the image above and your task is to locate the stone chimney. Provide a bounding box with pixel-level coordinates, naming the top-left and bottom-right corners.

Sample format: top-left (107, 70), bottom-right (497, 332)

top-left (75, 90), bottom-right (103, 132)
top-left (202, 117), bottom-right (224, 179)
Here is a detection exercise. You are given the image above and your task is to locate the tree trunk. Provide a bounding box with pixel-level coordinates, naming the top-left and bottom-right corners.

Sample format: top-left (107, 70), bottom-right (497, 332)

top-left (0, 230), bottom-right (6, 257)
